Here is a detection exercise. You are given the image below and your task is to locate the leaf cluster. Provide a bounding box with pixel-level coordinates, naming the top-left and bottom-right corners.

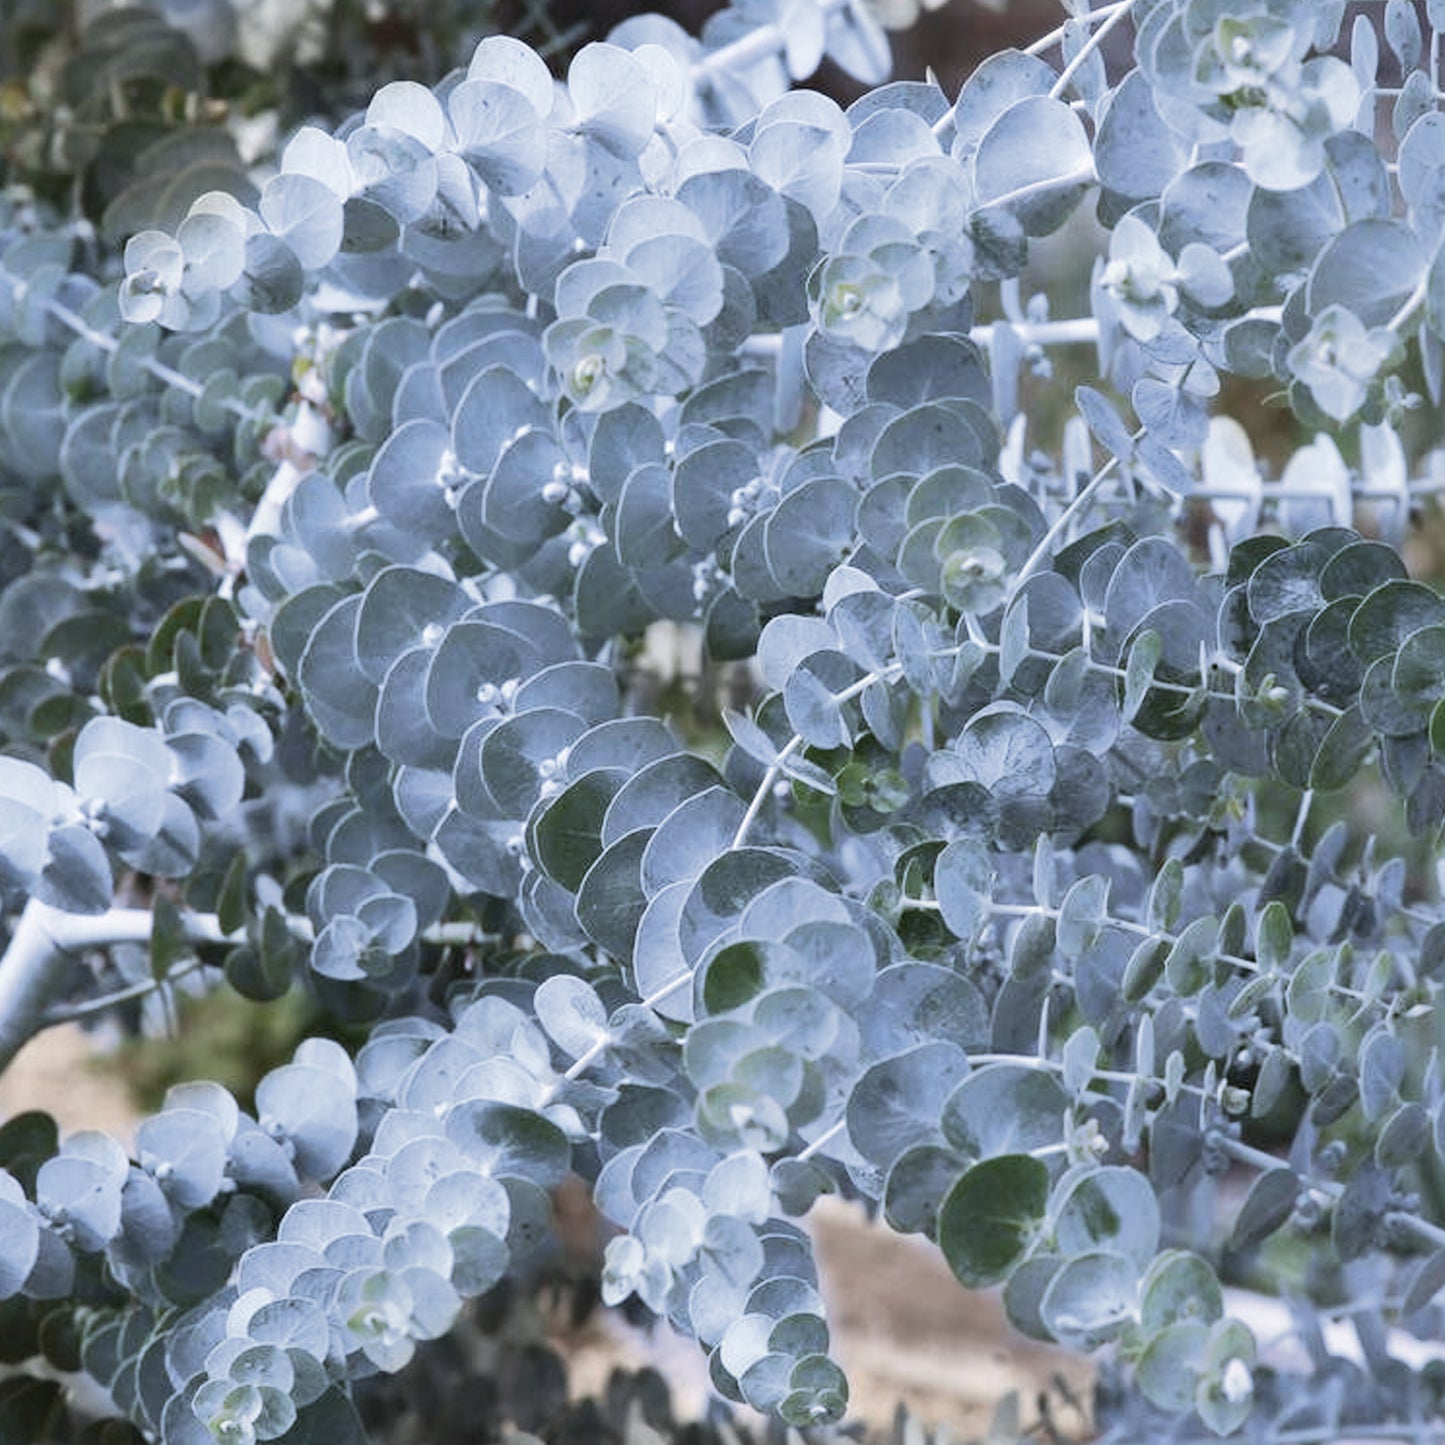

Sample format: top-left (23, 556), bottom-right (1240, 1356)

top-left (10, 2), bottom-right (1445, 1445)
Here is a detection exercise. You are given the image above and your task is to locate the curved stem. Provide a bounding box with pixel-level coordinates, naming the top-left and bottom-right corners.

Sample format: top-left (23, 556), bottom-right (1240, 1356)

top-left (1048, 0), bottom-right (1139, 99)
top-left (1388, 274), bottom-right (1430, 336)
top-left (1214, 1131), bottom-right (1445, 1253)
top-left (1007, 454), bottom-right (1121, 600)
top-left (43, 293), bottom-right (256, 421)
top-left (0, 900), bottom-right (80, 1076)
top-left (0, 902), bottom-right (246, 1075)
top-left (730, 662), bottom-right (904, 850)
top-left (979, 163), bottom-right (1097, 215)
top-left (692, 0), bottom-right (847, 81)
top-left (731, 734), bottom-right (805, 850)
top-left (40, 957), bottom-right (212, 1026)
top-left (740, 316), bottom-right (1102, 358)
top-left (1025, 0), bottom-right (1132, 59)
top-left (797, 1118), bottom-right (846, 1161)
top-left (561, 968), bottom-right (694, 1082)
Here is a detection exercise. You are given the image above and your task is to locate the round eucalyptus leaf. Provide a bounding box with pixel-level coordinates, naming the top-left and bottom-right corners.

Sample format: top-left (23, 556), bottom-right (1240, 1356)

top-left (0, 1115), bottom-right (56, 1201)
top-left (778, 1351), bottom-right (848, 1425)
top-left (254, 1065), bottom-right (358, 1183)
top-left (679, 848), bottom-right (817, 962)
top-left (531, 768), bottom-right (623, 892)
top-left (1231, 1161), bottom-right (1300, 1254)
top-left (121, 793), bottom-right (200, 879)
top-left (1053, 1165), bottom-right (1159, 1268)
top-left (874, 402), bottom-right (992, 480)
top-left (859, 961), bottom-right (988, 1056)
top-left (676, 168), bottom-right (791, 277)
top-left (450, 79), bottom-right (546, 196)
top-left (573, 543), bottom-right (662, 639)
top-left (0, 1200), bottom-right (39, 1298)
top-left (764, 479), bottom-right (858, 597)
top-left (568, 43), bottom-right (657, 157)
top-left (696, 939), bottom-right (775, 1016)
top-left (632, 881), bottom-right (694, 1023)
top-left (738, 1350), bottom-right (793, 1413)
top-left (1137, 1320), bottom-right (1208, 1412)
top-left (35, 825), bottom-right (113, 916)
top-left (602, 754), bottom-right (724, 846)
top-left (36, 1155), bottom-right (123, 1253)
top-left (1359, 1028), bottom-right (1405, 1121)
top-left (719, 1312), bottom-right (780, 1375)
top-left (1194, 1320), bottom-right (1257, 1436)
top-left (1309, 704), bottom-right (1373, 791)
top-left (0, 788), bottom-right (47, 893)
top-left (259, 173), bottom-right (344, 271)
top-left (779, 921), bottom-right (876, 1007)
top-left (941, 1063), bottom-right (1069, 1163)
top-left (1392, 624), bottom-right (1445, 709)
top-left (771, 1156), bottom-right (837, 1216)
top-left (298, 596), bottom-right (377, 752)
top-left (1306, 218), bottom-right (1424, 329)
top-left (1001, 1251), bottom-right (1065, 1342)
top-left (1376, 1100), bottom-right (1430, 1171)
top-left (1104, 536), bottom-right (1199, 643)
top-left (934, 835), bottom-right (993, 943)
top-left (452, 364), bottom-right (550, 479)
top-left (936, 1153), bottom-right (1048, 1288)
top-left (1094, 70), bottom-right (1189, 202)
top-left (701, 1150), bottom-right (770, 1226)
top-left (576, 828), bottom-right (651, 961)
top-left (1040, 1248), bottom-right (1139, 1350)
top-left (1140, 1249), bottom-right (1224, 1335)
top-left (514, 663), bottom-right (619, 728)
top-left (782, 649), bottom-right (861, 749)
top-left (135, 1110), bottom-right (227, 1211)
top-left (533, 973), bottom-right (609, 1061)
top-left (954, 708), bottom-right (1057, 804)
top-left (847, 1041), bottom-right (971, 1169)
top-left (479, 707), bottom-right (588, 819)
top-left (973, 95), bottom-right (1091, 236)
top-left (640, 787), bottom-right (747, 897)
top-left (950, 49), bottom-right (1057, 158)
top-left (354, 567), bottom-right (469, 685)
top-left (424, 621), bottom-right (537, 740)
top-left (165, 732), bottom-right (244, 823)
top-left (226, 1125), bottom-right (300, 1206)
top-left (439, 1225), bottom-right (506, 1298)
top-left (1349, 580), bottom-right (1445, 665)
top-left (882, 1143), bottom-right (967, 1236)
top-left (443, 1101), bottom-right (570, 1188)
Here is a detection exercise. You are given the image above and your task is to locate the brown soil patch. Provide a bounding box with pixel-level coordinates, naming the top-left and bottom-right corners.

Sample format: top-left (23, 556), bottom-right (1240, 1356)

top-left (811, 1198), bottom-right (1093, 1438)
top-left (0, 1022), bottom-right (138, 1149)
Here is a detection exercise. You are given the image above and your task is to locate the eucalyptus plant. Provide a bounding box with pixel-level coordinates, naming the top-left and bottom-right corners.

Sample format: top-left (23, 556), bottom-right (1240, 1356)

top-left (7, 0), bottom-right (1445, 1441)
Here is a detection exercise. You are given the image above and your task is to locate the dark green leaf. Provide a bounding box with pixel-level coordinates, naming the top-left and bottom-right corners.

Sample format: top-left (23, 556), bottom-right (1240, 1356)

top-left (937, 1154), bottom-right (1048, 1287)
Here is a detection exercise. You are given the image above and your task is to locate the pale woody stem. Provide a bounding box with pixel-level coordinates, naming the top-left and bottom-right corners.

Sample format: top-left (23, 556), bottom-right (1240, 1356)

top-left (0, 902), bottom-right (485, 1073)
top-left (1048, 0), bottom-right (1139, 100)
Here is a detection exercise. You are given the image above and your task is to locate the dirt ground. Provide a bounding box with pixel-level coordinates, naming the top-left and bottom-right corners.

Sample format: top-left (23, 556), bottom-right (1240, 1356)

top-left (0, 1021), bottom-right (141, 1146)
top-left (0, 1023), bottom-right (1093, 1440)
